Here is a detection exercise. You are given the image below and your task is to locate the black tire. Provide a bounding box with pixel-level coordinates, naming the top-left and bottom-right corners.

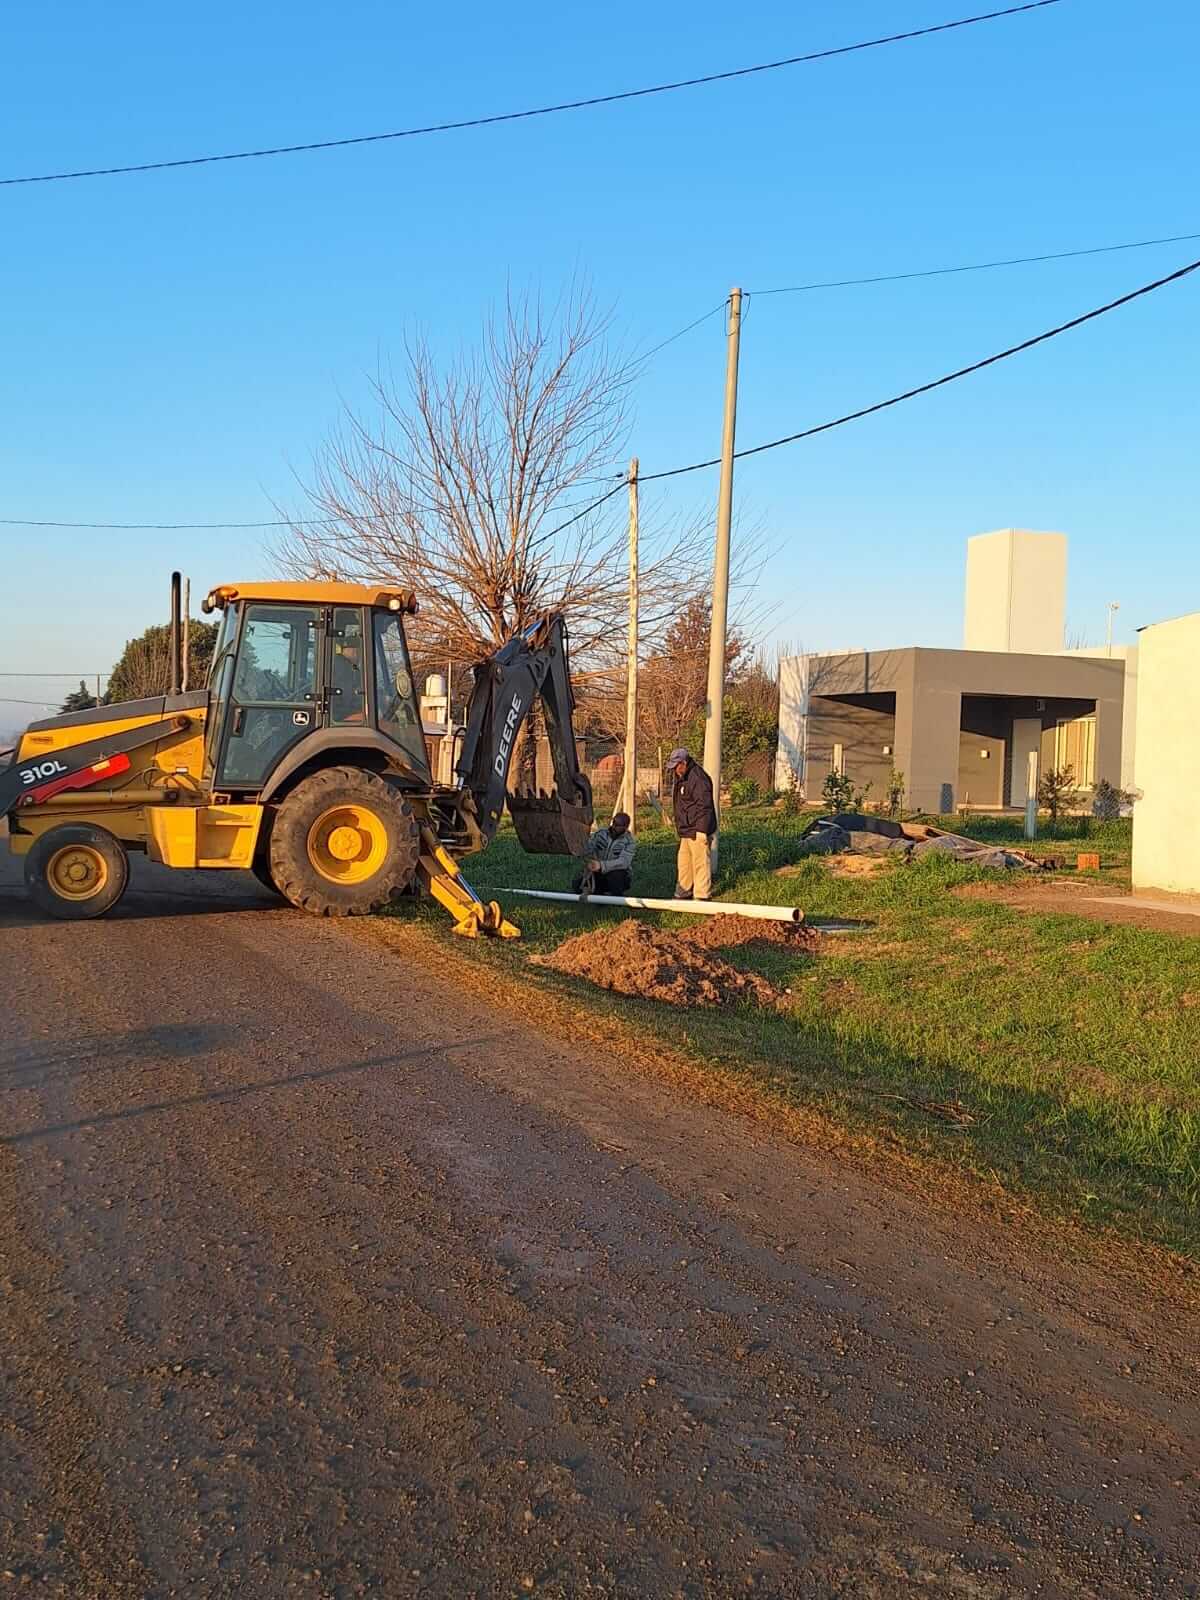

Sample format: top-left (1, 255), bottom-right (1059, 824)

top-left (248, 813), bottom-right (283, 897)
top-left (269, 765), bottom-right (420, 916)
top-left (250, 857), bottom-right (282, 896)
top-left (25, 822), bottom-right (130, 921)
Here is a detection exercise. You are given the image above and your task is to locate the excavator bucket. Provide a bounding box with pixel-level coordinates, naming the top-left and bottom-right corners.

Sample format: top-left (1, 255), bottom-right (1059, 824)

top-left (507, 788), bottom-right (594, 857)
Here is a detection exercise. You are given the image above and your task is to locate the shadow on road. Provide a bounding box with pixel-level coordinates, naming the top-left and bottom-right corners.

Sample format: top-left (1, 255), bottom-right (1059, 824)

top-left (0, 888), bottom-right (281, 929)
top-left (1, 1022), bottom-right (241, 1089)
top-left (2, 1035), bottom-right (508, 1146)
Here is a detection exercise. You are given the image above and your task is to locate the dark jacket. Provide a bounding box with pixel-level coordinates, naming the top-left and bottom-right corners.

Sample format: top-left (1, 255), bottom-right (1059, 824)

top-left (672, 759), bottom-right (717, 839)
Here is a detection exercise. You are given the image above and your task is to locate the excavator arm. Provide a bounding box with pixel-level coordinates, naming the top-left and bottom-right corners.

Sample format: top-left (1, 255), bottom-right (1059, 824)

top-left (454, 614), bottom-right (594, 856)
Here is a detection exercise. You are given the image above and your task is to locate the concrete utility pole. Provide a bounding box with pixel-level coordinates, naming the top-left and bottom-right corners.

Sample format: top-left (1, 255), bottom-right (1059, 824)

top-left (702, 287), bottom-right (743, 874)
top-left (622, 458), bottom-right (640, 828)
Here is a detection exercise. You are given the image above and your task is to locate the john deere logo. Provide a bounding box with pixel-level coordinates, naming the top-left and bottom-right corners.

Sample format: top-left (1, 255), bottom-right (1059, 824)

top-left (494, 694), bottom-right (523, 778)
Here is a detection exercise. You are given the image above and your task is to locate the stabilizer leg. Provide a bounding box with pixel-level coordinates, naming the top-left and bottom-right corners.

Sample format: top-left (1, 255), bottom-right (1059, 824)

top-left (416, 828), bottom-right (521, 939)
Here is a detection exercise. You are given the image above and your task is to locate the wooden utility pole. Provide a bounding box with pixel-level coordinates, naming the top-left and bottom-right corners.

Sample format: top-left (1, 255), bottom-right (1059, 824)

top-left (622, 457), bottom-right (640, 827)
top-left (702, 287), bottom-right (743, 874)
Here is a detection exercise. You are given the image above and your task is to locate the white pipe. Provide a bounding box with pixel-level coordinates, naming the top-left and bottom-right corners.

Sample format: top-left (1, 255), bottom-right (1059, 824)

top-left (500, 888), bottom-right (803, 923)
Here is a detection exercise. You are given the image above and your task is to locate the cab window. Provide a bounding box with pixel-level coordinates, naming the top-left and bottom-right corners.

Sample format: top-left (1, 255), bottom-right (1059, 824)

top-left (233, 608), bottom-right (317, 703)
top-left (219, 604), bottom-right (320, 789)
top-left (330, 607), bottom-right (367, 725)
top-left (204, 602), bottom-right (241, 773)
top-left (372, 612), bottom-right (427, 771)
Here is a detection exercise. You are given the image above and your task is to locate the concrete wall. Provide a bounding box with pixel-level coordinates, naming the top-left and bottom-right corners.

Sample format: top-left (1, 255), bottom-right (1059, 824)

top-left (964, 530), bottom-right (1067, 655)
top-left (1132, 613), bottom-right (1200, 894)
top-left (774, 654), bottom-right (807, 790)
top-left (805, 694), bottom-right (896, 800)
top-left (775, 648), bottom-right (908, 795)
top-left (1063, 645), bottom-right (1138, 791)
top-left (958, 729), bottom-right (1005, 807)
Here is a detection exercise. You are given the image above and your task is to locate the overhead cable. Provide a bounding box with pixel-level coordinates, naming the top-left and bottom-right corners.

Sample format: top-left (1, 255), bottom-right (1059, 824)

top-left (7, 252), bottom-right (1193, 535)
top-left (0, 3), bottom-right (1063, 187)
top-left (749, 229), bottom-right (1200, 296)
top-left (637, 254), bottom-right (1200, 483)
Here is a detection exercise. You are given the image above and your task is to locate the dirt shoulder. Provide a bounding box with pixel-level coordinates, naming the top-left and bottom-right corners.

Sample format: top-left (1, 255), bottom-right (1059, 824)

top-left (353, 913), bottom-right (1200, 1316)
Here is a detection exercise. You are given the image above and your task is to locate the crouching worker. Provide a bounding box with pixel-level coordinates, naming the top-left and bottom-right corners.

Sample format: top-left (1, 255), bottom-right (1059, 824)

top-left (573, 812), bottom-right (636, 896)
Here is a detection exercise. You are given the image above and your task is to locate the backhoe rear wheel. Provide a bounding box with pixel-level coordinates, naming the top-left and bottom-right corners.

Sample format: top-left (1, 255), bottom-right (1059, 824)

top-left (250, 856), bottom-right (283, 897)
top-left (269, 765), bottom-right (420, 916)
top-left (25, 822), bottom-right (130, 921)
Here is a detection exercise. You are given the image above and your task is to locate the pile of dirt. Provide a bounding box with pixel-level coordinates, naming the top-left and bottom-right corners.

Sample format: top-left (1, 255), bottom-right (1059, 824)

top-left (531, 918), bottom-right (786, 1008)
top-left (681, 913), bottom-right (820, 953)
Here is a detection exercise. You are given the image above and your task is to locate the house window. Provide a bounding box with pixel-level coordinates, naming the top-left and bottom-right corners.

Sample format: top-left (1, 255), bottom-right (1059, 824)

top-left (1053, 715), bottom-right (1096, 786)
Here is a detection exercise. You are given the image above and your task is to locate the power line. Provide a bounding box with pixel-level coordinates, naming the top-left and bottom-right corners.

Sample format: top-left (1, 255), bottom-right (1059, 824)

top-left (749, 229), bottom-right (1200, 296)
top-left (7, 221), bottom-right (1190, 526)
top-left (0, 3), bottom-right (1063, 188)
top-left (0, 671), bottom-right (108, 678)
top-left (528, 480), bottom-right (629, 551)
top-left (0, 516), bottom-right (327, 530)
top-left (637, 255), bottom-right (1200, 483)
top-left (636, 301), bottom-right (728, 363)
top-left (7, 253), bottom-right (1194, 538)
top-left (0, 491), bottom-right (623, 531)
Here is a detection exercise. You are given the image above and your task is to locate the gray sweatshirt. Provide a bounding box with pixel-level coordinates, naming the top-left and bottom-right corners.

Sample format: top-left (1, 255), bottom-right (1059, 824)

top-left (586, 826), bottom-right (636, 872)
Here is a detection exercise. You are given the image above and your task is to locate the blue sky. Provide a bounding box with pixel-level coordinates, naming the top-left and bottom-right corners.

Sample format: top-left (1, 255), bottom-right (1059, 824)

top-left (1, 0), bottom-right (1197, 728)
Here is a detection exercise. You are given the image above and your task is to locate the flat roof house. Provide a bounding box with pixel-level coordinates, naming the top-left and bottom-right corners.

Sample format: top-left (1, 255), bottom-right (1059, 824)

top-left (777, 530), bottom-right (1135, 814)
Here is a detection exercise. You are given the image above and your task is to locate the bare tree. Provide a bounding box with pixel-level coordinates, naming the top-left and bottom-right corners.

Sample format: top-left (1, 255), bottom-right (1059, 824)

top-left (636, 597), bottom-right (746, 755)
top-left (276, 288), bottom-right (715, 708)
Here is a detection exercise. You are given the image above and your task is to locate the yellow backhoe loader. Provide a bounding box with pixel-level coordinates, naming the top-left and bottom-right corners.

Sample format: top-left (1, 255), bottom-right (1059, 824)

top-left (1, 574), bottom-right (593, 935)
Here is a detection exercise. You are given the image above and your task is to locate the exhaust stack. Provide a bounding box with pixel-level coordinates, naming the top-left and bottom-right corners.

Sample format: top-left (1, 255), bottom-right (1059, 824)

top-left (168, 571), bottom-right (183, 695)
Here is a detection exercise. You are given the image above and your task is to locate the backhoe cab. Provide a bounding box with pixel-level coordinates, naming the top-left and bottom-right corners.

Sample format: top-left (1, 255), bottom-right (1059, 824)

top-left (1, 575), bottom-right (593, 934)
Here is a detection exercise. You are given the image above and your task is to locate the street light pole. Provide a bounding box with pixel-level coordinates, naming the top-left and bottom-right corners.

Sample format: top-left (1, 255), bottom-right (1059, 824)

top-left (701, 287), bottom-right (743, 875)
top-left (1105, 601), bottom-right (1120, 657)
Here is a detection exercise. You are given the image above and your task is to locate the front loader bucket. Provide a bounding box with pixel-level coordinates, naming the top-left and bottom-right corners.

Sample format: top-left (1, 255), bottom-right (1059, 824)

top-left (508, 786), bottom-right (594, 857)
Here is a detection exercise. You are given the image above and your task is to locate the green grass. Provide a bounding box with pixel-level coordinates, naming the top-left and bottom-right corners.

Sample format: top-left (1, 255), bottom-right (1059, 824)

top-left (393, 809), bottom-right (1200, 1260)
top-left (929, 809), bottom-right (1133, 875)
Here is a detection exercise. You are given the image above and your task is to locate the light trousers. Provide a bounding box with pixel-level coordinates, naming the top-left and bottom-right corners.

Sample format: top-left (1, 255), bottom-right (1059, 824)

top-left (676, 834), bottom-right (712, 900)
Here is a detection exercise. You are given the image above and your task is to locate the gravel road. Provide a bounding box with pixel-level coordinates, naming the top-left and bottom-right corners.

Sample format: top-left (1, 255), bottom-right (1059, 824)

top-left (1, 848), bottom-right (1197, 1598)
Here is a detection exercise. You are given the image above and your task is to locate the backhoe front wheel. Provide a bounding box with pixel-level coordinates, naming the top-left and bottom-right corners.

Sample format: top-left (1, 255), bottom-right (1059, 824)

top-left (269, 766), bottom-right (420, 916)
top-left (25, 822), bottom-right (130, 920)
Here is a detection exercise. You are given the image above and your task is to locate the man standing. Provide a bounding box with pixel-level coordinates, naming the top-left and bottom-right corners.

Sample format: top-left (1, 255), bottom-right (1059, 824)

top-left (573, 812), bottom-right (636, 896)
top-left (669, 746), bottom-right (716, 901)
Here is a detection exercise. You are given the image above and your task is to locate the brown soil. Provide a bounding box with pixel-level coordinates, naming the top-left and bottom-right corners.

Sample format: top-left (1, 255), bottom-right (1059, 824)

top-left (531, 918), bottom-right (786, 1008)
top-left (681, 912), bottom-right (820, 953)
top-left (776, 853), bottom-right (889, 879)
top-left (954, 879), bottom-right (1200, 935)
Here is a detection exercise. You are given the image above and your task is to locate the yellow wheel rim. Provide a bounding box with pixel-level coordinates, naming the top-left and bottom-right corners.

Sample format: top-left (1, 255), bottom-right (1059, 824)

top-left (306, 803), bottom-right (388, 885)
top-left (46, 844), bottom-right (109, 902)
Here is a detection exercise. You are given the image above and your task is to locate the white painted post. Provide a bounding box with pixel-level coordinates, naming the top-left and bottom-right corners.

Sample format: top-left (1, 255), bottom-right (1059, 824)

top-left (1024, 749), bottom-right (1039, 839)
